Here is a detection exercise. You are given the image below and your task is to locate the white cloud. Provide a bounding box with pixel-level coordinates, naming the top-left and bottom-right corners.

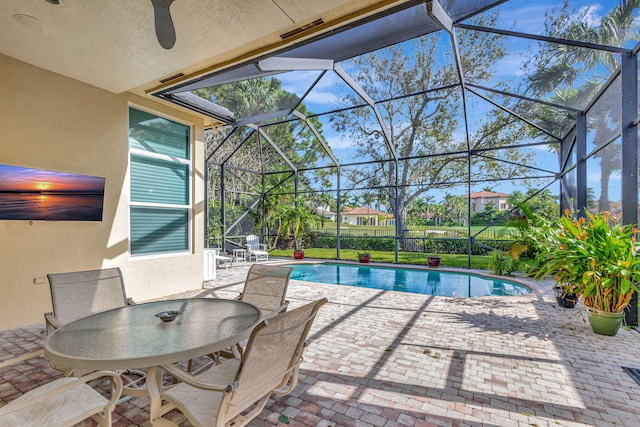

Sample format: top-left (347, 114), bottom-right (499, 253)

top-left (303, 90), bottom-right (340, 107)
top-left (587, 169), bottom-right (621, 189)
top-left (532, 143), bottom-right (556, 152)
top-left (278, 70), bottom-right (322, 96)
top-left (496, 4), bottom-right (554, 34)
top-left (493, 55), bottom-right (528, 78)
top-left (324, 134), bottom-right (355, 150)
top-left (278, 69), bottom-right (360, 113)
top-left (577, 5), bottom-right (602, 27)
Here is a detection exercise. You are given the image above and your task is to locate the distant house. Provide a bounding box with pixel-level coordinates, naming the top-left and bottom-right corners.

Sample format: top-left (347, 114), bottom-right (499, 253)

top-left (341, 206), bottom-right (394, 226)
top-left (315, 206), bottom-right (336, 222)
top-left (467, 191), bottom-right (510, 212)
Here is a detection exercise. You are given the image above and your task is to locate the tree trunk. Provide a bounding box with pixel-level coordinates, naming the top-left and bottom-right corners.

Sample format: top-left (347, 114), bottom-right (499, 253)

top-left (396, 207), bottom-right (410, 252)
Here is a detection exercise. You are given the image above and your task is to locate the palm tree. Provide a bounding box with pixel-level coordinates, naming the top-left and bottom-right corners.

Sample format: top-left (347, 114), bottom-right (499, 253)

top-left (266, 197), bottom-right (324, 251)
top-left (430, 204), bottom-right (446, 226)
top-left (444, 193), bottom-right (467, 226)
top-left (423, 195), bottom-right (434, 224)
top-left (362, 191), bottom-right (376, 210)
top-left (527, 0), bottom-right (640, 212)
top-left (408, 198), bottom-right (423, 225)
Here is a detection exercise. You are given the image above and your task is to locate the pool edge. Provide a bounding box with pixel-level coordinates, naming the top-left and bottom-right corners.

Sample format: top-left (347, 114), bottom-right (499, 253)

top-left (268, 257), bottom-right (553, 299)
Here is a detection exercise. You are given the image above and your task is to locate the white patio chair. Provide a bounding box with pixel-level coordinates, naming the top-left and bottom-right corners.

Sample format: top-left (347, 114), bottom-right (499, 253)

top-left (44, 268), bottom-right (146, 396)
top-left (189, 264), bottom-right (294, 370)
top-left (0, 370), bottom-right (123, 427)
top-left (148, 298), bottom-right (328, 427)
top-left (245, 234), bottom-right (269, 262)
top-left (212, 248), bottom-right (233, 269)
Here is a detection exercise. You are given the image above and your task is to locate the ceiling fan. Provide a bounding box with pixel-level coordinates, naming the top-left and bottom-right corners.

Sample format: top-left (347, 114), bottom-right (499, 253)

top-left (151, 0), bottom-right (177, 49)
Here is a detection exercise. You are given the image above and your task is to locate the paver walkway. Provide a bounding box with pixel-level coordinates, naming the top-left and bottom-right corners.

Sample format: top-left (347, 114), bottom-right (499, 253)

top-left (2, 260), bottom-right (640, 426)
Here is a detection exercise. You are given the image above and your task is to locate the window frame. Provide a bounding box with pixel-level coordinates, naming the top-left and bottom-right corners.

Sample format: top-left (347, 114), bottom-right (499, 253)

top-left (128, 106), bottom-right (193, 258)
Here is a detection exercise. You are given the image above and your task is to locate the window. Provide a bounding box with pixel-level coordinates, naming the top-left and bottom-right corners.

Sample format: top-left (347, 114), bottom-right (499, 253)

top-left (129, 108), bottom-right (191, 256)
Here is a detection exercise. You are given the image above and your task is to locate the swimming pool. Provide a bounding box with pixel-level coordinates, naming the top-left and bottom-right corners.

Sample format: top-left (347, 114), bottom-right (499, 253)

top-left (283, 263), bottom-right (530, 297)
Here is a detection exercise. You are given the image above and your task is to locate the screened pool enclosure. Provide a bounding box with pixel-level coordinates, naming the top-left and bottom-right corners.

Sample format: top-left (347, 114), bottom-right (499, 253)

top-left (153, 0), bottom-right (640, 274)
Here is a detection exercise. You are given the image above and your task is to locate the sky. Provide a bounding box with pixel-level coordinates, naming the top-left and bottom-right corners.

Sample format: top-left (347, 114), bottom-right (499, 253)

top-left (208, 0), bottom-right (635, 205)
top-left (0, 164), bottom-right (105, 193)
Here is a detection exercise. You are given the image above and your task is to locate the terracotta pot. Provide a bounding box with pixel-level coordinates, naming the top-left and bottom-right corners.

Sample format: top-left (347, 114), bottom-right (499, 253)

top-left (428, 256), bottom-right (441, 267)
top-left (293, 250), bottom-right (304, 260)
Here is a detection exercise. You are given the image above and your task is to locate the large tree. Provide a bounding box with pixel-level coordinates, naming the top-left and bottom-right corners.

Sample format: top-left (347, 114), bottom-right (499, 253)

top-left (332, 14), bottom-right (536, 249)
top-left (508, 188), bottom-right (559, 221)
top-left (196, 78), bottom-right (330, 243)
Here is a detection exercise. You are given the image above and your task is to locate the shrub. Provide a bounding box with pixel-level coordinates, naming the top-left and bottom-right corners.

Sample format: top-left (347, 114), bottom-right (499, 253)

top-left (488, 250), bottom-right (518, 275)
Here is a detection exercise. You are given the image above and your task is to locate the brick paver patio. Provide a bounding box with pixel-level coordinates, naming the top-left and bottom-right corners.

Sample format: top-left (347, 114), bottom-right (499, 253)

top-left (2, 260), bottom-right (640, 426)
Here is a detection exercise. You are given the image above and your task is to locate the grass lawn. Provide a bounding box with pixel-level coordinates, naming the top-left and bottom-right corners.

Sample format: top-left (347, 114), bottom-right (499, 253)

top-left (269, 248), bottom-right (491, 269)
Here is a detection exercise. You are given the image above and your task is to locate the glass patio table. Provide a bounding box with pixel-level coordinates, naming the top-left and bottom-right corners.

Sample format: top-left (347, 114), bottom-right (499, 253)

top-left (44, 298), bottom-right (261, 371)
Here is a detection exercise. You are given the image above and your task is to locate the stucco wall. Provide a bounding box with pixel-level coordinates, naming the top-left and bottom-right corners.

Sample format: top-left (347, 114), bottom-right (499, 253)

top-left (0, 54), bottom-right (206, 330)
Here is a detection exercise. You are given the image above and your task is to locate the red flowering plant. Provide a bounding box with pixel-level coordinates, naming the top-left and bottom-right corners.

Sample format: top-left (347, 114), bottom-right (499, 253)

top-left (528, 210), bottom-right (640, 313)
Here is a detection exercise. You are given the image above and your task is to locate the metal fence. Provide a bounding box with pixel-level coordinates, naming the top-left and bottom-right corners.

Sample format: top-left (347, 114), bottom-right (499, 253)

top-left (314, 227), bottom-right (520, 240)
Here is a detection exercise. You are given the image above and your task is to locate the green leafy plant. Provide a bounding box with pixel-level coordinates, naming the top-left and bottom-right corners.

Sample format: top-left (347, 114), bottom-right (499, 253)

top-left (206, 223), bottom-right (223, 248)
top-left (528, 210), bottom-right (640, 313)
top-left (488, 250), bottom-right (515, 275)
top-left (267, 198), bottom-right (324, 251)
top-left (487, 244), bottom-right (528, 276)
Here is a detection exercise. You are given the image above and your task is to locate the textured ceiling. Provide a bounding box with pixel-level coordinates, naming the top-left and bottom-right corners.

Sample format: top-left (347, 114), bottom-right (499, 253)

top-left (0, 0), bottom-right (390, 94)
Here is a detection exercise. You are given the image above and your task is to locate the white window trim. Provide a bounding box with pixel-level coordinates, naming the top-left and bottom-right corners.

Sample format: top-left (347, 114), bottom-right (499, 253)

top-left (128, 106), bottom-right (193, 258)
top-left (129, 147), bottom-right (191, 166)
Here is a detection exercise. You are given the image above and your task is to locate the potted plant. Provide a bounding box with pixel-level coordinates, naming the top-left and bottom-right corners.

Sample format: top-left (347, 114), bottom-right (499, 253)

top-left (552, 283), bottom-right (579, 309)
top-left (426, 239), bottom-right (442, 267)
top-left (427, 256), bottom-right (441, 267)
top-left (527, 210), bottom-right (640, 336)
top-left (358, 252), bottom-right (371, 263)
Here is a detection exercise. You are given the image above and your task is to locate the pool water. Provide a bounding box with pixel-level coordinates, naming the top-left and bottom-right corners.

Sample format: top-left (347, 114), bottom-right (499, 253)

top-left (284, 263), bottom-right (530, 298)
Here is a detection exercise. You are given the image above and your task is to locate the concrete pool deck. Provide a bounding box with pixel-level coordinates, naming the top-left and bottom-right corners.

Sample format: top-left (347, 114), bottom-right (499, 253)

top-left (2, 259), bottom-right (640, 426)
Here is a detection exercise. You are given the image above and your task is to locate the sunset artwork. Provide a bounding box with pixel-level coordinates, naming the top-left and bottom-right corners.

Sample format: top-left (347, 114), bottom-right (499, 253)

top-left (0, 164), bottom-right (105, 221)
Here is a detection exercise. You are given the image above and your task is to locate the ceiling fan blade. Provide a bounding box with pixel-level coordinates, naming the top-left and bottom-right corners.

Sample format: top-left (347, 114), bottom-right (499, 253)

top-left (151, 0), bottom-right (176, 49)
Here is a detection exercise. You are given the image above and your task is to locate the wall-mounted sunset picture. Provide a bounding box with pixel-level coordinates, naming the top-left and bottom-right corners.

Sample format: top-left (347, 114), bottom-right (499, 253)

top-left (0, 164), bottom-right (105, 221)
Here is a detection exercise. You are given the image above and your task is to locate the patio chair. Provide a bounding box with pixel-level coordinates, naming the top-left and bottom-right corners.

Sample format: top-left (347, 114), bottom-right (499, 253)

top-left (246, 234), bottom-right (269, 262)
top-left (191, 264), bottom-right (294, 368)
top-left (45, 268), bottom-right (134, 335)
top-left (149, 297), bottom-right (328, 427)
top-left (226, 264), bottom-right (293, 359)
top-left (0, 370), bottom-right (123, 427)
top-left (212, 247), bottom-right (233, 269)
top-left (44, 268), bottom-right (146, 395)
top-left (240, 264), bottom-right (293, 317)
